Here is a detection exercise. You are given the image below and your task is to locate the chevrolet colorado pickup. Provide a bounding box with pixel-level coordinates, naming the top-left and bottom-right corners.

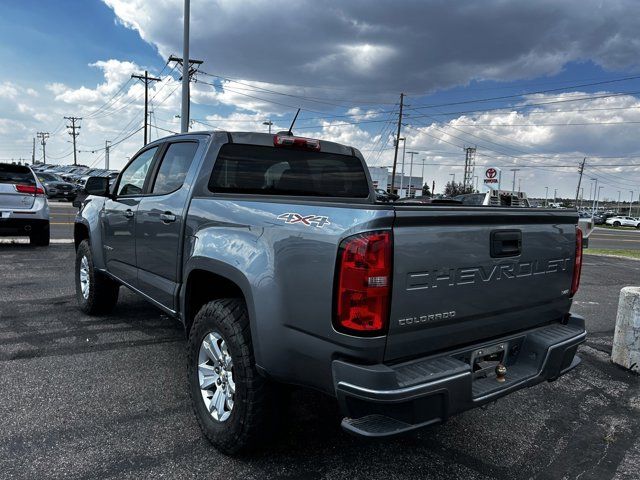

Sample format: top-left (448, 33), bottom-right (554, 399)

top-left (74, 131), bottom-right (586, 454)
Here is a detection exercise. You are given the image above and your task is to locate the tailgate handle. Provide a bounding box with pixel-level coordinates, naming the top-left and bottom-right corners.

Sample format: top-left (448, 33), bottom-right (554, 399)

top-left (491, 230), bottom-right (522, 257)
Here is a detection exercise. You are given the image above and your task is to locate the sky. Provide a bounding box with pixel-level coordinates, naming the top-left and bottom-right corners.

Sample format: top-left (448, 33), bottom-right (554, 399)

top-left (1, 0), bottom-right (640, 201)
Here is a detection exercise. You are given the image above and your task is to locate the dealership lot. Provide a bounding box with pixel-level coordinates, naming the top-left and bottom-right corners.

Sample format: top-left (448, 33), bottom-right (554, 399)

top-left (0, 245), bottom-right (638, 479)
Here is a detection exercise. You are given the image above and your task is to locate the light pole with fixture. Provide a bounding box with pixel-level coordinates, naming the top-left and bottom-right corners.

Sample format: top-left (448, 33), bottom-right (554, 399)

top-left (262, 120), bottom-right (273, 134)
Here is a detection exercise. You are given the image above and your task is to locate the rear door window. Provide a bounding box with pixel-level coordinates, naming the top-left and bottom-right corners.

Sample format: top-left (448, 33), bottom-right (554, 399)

top-left (208, 144), bottom-right (369, 198)
top-left (0, 164), bottom-right (35, 185)
top-left (151, 142), bottom-right (198, 195)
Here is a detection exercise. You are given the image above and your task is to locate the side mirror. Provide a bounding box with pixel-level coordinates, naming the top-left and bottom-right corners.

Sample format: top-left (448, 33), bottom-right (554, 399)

top-left (84, 176), bottom-right (110, 196)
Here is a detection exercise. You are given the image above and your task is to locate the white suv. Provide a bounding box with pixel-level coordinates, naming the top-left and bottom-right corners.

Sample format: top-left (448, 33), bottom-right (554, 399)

top-left (605, 216), bottom-right (640, 228)
top-left (0, 163), bottom-right (50, 245)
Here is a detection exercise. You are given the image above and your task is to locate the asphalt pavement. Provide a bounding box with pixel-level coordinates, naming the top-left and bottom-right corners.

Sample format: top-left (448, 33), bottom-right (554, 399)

top-left (0, 244), bottom-right (638, 480)
top-left (589, 227), bottom-right (640, 250)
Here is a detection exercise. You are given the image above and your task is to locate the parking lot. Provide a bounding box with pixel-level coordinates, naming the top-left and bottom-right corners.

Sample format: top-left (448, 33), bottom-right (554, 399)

top-left (0, 242), bottom-right (638, 480)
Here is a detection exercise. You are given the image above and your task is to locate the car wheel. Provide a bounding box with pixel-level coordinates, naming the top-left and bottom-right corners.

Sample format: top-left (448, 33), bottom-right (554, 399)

top-left (75, 239), bottom-right (120, 315)
top-left (187, 298), bottom-right (278, 455)
top-left (613, 221), bottom-right (621, 227)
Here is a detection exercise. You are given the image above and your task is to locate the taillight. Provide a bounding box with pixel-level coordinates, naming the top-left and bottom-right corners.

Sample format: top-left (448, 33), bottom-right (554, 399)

top-left (15, 184), bottom-right (45, 195)
top-left (571, 227), bottom-right (583, 296)
top-left (273, 134), bottom-right (320, 151)
top-left (334, 231), bottom-right (392, 335)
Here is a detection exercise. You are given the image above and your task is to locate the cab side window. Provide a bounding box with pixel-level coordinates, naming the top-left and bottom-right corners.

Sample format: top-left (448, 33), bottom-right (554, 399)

top-left (117, 147), bottom-right (158, 196)
top-left (151, 142), bottom-right (199, 195)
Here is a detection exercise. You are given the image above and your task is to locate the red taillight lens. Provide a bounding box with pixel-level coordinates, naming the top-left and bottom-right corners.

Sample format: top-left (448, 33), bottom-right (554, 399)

top-left (15, 184), bottom-right (45, 195)
top-left (273, 134), bottom-right (320, 151)
top-left (334, 231), bottom-right (392, 335)
top-left (571, 227), bottom-right (583, 296)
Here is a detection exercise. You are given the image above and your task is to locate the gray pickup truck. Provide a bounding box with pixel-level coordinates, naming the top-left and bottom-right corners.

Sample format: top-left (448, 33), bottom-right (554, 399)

top-left (74, 131), bottom-right (586, 454)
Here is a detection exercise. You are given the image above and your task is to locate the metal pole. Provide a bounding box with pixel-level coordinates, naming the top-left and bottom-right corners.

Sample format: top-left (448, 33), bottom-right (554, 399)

top-left (591, 178), bottom-right (598, 213)
top-left (630, 191), bottom-right (635, 215)
top-left (105, 141), bottom-right (111, 170)
top-left (421, 159), bottom-right (426, 191)
top-left (617, 191), bottom-right (621, 214)
top-left (596, 186), bottom-right (603, 212)
top-left (510, 168), bottom-right (520, 192)
top-left (181, 0), bottom-right (190, 133)
top-left (399, 139), bottom-right (406, 195)
top-left (407, 151), bottom-right (418, 197)
top-left (545, 186), bottom-right (549, 206)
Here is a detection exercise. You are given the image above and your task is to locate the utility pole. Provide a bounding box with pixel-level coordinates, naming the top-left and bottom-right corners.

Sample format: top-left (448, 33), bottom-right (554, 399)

top-left (630, 191), bottom-right (635, 215)
top-left (32, 138), bottom-right (35, 164)
top-left (64, 116), bottom-right (82, 165)
top-left (406, 151), bottom-right (418, 197)
top-left (617, 191), bottom-right (621, 214)
top-left (518, 178), bottom-right (522, 193)
top-left (36, 132), bottom-right (49, 164)
top-left (463, 147), bottom-right (476, 191)
top-left (131, 71), bottom-right (161, 145)
top-left (510, 168), bottom-right (520, 193)
top-left (168, 54), bottom-right (204, 133)
top-left (575, 158), bottom-right (586, 206)
top-left (390, 93), bottom-right (404, 194)
top-left (105, 140), bottom-right (111, 170)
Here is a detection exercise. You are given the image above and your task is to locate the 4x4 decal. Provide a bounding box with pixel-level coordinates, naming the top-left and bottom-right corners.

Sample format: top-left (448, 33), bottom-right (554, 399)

top-left (277, 212), bottom-right (330, 228)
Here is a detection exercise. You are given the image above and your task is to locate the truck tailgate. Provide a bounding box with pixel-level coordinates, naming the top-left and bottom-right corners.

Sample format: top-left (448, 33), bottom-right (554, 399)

top-left (386, 207), bottom-right (578, 362)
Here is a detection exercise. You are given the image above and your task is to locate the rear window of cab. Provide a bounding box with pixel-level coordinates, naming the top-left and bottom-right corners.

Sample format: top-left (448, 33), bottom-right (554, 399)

top-left (208, 144), bottom-right (370, 198)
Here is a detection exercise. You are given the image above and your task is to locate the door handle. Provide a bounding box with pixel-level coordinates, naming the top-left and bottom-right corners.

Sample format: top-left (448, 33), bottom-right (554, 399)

top-left (160, 212), bottom-right (177, 223)
top-left (490, 230), bottom-right (522, 257)
top-left (124, 209), bottom-right (134, 218)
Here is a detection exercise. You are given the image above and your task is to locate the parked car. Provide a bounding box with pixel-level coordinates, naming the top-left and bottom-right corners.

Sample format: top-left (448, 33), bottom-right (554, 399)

top-left (36, 172), bottom-right (78, 201)
top-left (0, 163), bottom-right (50, 245)
top-left (74, 132), bottom-right (586, 454)
top-left (605, 216), bottom-right (640, 228)
top-left (374, 188), bottom-right (399, 202)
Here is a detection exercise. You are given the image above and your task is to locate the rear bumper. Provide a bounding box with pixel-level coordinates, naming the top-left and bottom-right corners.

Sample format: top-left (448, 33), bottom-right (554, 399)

top-left (0, 218), bottom-right (49, 237)
top-left (333, 315), bottom-right (586, 437)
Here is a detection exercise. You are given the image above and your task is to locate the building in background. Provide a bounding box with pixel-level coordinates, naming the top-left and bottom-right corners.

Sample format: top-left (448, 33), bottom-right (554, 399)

top-left (367, 166), bottom-right (423, 198)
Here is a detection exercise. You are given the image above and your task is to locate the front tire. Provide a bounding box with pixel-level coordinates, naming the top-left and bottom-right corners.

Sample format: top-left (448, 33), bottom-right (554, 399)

top-left (75, 239), bottom-right (119, 315)
top-left (613, 221), bottom-right (621, 227)
top-left (187, 299), bottom-right (275, 455)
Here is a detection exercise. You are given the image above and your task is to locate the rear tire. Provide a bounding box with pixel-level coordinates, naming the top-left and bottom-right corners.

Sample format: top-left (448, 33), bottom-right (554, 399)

top-left (613, 221), bottom-right (621, 227)
top-left (187, 299), bottom-right (276, 455)
top-left (75, 239), bottom-right (119, 315)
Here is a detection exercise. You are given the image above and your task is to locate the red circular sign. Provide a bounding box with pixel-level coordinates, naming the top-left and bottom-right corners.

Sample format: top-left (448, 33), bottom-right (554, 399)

top-left (485, 168), bottom-right (497, 179)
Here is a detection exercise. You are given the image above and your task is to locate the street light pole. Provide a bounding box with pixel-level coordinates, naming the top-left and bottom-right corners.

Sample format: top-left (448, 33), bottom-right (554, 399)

top-left (180, 0), bottom-right (190, 133)
top-left (509, 168), bottom-right (520, 192)
top-left (590, 178), bottom-right (598, 213)
top-left (617, 191), bottom-right (621, 214)
top-left (596, 186), bottom-right (604, 212)
top-left (262, 120), bottom-right (273, 134)
top-left (630, 191), bottom-right (635, 215)
top-left (399, 139), bottom-right (406, 195)
top-left (407, 151), bottom-right (418, 197)
top-left (545, 186), bottom-right (548, 207)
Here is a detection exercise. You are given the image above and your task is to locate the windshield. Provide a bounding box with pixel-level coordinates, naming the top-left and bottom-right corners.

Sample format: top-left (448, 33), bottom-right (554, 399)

top-left (37, 173), bottom-right (62, 182)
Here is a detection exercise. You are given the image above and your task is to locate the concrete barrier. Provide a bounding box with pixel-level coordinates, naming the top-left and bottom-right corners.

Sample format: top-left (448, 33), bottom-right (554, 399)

top-left (612, 286), bottom-right (640, 373)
